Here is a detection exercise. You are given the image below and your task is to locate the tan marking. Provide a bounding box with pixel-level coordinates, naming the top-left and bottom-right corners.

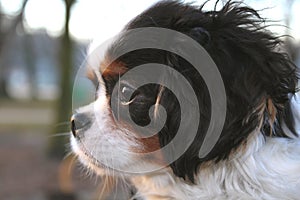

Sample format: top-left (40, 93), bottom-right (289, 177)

top-left (243, 97), bottom-right (266, 125)
top-left (86, 67), bottom-right (96, 80)
top-left (100, 57), bottom-right (128, 78)
top-left (138, 135), bottom-right (166, 166)
top-left (232, 98), bottom-right (266, 158)
top-left (138, 134), bottom-right (161, 153)
top-left (267, 98), bottom-right (277, 136)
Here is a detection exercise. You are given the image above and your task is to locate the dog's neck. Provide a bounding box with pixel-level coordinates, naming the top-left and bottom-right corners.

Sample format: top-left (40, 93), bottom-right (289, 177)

top-left (131, 132), bottom-right (300, 200)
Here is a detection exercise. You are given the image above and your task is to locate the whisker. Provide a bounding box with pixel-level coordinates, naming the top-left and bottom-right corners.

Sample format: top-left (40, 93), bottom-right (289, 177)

top-left (118, 72), bottom-right (121, 120)
top-left (58, 153), bottom-right (76, 194)
top-left (48, 132), bottom-right (70, 138)
top-left (63, 151), bottom-right (74, 161)
top-left (67, 154), bottom-right (78, 175)
top-left (98, 175), bottom-right (109, 199)
top-left (54, 121), bottom-right (71, 127)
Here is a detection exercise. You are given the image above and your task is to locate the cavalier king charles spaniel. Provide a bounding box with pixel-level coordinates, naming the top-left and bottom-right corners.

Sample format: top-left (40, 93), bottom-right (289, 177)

top-left (70, 1), bottom-right (300, 199)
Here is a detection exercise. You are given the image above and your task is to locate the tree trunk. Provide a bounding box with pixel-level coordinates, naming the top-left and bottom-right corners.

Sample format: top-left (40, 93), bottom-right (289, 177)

top-left (48, 0), bottom-right (75, 158)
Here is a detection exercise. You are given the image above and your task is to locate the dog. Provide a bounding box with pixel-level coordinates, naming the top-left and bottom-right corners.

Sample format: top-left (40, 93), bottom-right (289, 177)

top-left (70, 1), bottom-right (300, 199)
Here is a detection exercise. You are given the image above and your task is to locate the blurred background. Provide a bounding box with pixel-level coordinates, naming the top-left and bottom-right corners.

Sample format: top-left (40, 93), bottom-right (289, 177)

top-left (0, 0), bottom-right (299, 199)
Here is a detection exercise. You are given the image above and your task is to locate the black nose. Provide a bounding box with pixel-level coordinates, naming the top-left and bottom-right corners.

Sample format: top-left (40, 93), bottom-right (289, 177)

top-left (70, 113), bottom-right (91, 138)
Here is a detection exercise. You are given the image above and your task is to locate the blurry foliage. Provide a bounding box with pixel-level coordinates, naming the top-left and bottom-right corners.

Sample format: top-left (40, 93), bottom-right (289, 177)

top-left (0, 0), bottom-right (28, 97)
top-left (0, 0), bottom-right (79, 159)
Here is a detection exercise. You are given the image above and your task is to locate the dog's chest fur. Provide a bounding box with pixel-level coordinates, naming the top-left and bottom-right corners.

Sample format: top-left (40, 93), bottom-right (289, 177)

top-left (131, 133), bottom-right (300, 200)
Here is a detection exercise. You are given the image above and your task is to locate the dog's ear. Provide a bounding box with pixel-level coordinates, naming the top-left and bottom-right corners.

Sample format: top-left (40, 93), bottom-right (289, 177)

top-left (262, 52), bottom-right (298, 106)
top-left (113, 0), bottom-right (299, 182)
top-left (188, 27), bottom-right (211, 47)
top-left (164, 1), bottom-right (299, 182)
top-left (260, 51), bottom-right (299, 137)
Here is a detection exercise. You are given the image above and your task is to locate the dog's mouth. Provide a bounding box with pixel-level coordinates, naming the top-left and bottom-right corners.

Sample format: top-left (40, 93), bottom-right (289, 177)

top-left (70, 123), bottom-right (108, 172)
top-left (73, 136), bottom-right (116, 173)
top-left (70, 112), bottom-right (109, 171)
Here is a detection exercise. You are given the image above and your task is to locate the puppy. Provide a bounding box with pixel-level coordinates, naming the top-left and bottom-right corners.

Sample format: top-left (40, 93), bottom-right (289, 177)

top-left (70, 1), bottom-right (300, 199)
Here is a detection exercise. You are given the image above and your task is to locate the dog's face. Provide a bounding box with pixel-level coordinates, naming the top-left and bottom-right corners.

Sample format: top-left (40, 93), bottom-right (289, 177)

top-left (70, 63), bottom-right (166, 175)
top-left (70, 0), bottom-right (298, 182)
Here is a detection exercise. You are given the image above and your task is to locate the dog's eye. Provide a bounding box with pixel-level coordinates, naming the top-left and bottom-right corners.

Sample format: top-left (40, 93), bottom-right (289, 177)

top-left (120, 84), bottom-right (136, 104)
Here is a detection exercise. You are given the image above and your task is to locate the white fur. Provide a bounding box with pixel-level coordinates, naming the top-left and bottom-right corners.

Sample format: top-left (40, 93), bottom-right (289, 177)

top-left (131, 133), bottom-right (300, 200)
top-left (71, 40), bottom-right (300, 200)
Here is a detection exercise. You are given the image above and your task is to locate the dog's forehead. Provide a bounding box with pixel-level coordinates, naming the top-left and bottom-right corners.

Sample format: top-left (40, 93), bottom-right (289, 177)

top-left (86, 36), bottom-right (131, 80)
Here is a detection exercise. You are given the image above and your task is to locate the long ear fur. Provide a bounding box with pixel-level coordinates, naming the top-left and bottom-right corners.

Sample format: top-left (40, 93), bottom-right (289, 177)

top-left (108, 0), bottom-right (299, 182)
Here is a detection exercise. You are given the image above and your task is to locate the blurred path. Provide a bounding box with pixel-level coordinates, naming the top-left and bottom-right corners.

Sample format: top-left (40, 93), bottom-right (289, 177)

top-left (0, 107), bottom-right (54, 125)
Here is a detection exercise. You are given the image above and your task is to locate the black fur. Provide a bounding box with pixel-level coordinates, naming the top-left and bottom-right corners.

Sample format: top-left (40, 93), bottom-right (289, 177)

top-left (102, 0), bottom-right (299, 182)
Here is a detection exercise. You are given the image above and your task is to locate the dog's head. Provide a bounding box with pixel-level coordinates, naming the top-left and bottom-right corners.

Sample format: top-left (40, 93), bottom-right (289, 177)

top-left (70, 0), bottom-right (298, 182)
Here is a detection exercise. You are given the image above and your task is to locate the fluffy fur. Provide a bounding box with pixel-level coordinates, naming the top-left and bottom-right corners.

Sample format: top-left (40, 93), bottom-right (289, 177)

top-left (70, 1), bottom-right (300, 199)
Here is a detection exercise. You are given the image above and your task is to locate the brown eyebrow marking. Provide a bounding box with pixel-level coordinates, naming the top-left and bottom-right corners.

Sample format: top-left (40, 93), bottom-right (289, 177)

top-left (86, 67), bottom-right (99, 87)
top-left (100, 58), bottom-right (128, 79)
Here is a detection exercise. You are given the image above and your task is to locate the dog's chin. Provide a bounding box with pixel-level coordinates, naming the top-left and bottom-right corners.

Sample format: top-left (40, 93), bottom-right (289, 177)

top-left (71, 133), bottom-right (165, 177)
top-left (70, 136), bottom-right (109, 175)
top-left (71, 136), bottom-right (131, 177)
